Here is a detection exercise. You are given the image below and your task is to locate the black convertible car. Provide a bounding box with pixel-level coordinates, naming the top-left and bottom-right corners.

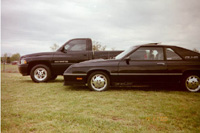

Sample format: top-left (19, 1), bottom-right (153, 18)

top-left (64, 43), bottom-right (200, 92)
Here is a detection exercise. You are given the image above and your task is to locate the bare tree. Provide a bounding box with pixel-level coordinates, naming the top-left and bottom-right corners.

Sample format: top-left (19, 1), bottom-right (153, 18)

top-left (92, 41), bottom-right (106, 51)
top-left (2, 53), bottom-right (7, 63)
top-left (193, 48), bottom-right (200, 53)
top-left (111, 47), bottom-right (116, 51)
top-left (2, 53), bottom-right (7, 72)
top-left (50, 43), bottom-right (59, 51)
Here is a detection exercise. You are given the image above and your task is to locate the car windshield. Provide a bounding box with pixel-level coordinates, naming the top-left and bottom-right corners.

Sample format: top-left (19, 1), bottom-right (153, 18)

top-left (115, 46), bottom-right (137, 60)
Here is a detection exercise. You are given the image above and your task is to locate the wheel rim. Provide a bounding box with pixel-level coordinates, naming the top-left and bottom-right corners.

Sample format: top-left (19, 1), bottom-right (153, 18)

top-left (91, 74), bottom-right (107, 91)
top-left (34, 68), bottom-right (47, 81)
top-left (185, 75), bottom-right (200, 92)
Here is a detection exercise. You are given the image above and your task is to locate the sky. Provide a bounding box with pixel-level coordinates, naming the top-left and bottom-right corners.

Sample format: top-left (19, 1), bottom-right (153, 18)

top-left (2, 0), bottom-right (200, 56)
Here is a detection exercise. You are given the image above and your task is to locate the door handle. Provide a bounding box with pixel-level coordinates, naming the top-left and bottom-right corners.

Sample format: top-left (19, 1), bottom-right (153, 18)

top-left (157, 62), bottom-right (165, 65)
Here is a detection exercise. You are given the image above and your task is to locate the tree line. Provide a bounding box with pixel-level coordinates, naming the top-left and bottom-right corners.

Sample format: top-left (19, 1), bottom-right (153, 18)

top-left (1, 53), bottom-right (20, 64)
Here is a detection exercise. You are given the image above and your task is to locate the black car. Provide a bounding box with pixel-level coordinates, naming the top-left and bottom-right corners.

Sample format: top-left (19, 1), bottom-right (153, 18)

top-left (64, 43), bottom-right (200, 92)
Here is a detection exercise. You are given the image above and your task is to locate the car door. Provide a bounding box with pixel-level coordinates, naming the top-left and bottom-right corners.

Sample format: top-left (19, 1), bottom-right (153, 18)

top-left (164, 47), bottom-right (184, 83)
top-left (117, 46), bottom-right (168, 85)
top-left (52, 40), bottom-right (89, 75)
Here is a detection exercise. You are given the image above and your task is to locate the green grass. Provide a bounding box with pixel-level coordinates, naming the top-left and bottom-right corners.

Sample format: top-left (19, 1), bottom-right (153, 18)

top-left (1, 66), bottom-right (200, 132)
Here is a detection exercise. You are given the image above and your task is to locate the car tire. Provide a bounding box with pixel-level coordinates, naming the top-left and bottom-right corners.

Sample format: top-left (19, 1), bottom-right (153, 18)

top-left (30, 64), bottom-right (51, 83)
top-left (87, 71), bottom-right (110, 91)
top-left (182, 72), bottom-right (200, 92)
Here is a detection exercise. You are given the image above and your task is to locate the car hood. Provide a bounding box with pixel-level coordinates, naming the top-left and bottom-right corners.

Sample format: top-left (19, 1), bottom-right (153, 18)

top-left (21, 52), bottom-right (55, 58)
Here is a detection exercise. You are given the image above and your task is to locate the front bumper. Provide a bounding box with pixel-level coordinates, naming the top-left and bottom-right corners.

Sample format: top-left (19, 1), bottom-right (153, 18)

top-left (64, 73), bottom-right (87, 86)
top-left (18, 64), bottom-right (29, 76)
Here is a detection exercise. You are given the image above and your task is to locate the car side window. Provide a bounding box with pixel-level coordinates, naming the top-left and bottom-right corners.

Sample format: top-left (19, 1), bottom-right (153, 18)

top-left (166, 48), bottom-right (182, 60)
top-left (64, 40), bottom-right (86, 51)
top-left (70, 44), bottom-right (86, 51)
top-left (130, 47), bottom-right (164, 60)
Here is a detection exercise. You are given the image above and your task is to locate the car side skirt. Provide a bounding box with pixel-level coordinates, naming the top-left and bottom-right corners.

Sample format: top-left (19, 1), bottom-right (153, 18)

top-left (110, 73), bottom-right (182, 76)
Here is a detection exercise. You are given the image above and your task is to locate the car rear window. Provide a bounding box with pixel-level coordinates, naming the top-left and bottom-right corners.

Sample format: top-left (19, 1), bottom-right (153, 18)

top-left (172, 47), bottom-right (200, 60)
top-left (166, 48), bottom-right (182, 60)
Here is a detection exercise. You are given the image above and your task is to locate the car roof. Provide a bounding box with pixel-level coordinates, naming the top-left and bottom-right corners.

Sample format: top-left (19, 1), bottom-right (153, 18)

top-left (136, 43), bottom-right (200, 57)
top-left (137, 43), bottom-right (175, 47)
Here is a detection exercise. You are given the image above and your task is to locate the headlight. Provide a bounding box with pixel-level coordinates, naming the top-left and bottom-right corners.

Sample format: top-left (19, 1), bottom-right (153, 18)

top-left (21, 59), bottom-right (27, 64)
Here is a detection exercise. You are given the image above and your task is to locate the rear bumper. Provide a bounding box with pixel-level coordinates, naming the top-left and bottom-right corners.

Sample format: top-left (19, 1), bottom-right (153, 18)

top-left (63, 73), bottom-right (87, 86)
top-left (18, 64), bottom-right (29, 76)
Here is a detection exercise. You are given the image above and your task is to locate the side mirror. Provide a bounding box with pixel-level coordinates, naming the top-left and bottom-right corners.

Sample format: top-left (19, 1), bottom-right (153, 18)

top-left (63, 49), bottom-right (68, 53)
top-left (125, 57), bottom-right (130, 65)
top-left (61, 47), bottom-right (68, 53)
top-left (58, 46), bottom-right (66, 53)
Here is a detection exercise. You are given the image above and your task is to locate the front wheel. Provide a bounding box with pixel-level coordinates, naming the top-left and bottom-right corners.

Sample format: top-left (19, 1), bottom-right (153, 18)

top-left (183, 73), bottom-right (200, 92)
top-left (87, 71), bottom-right (110, 91)
top-left (30, 64), bottom-right (51, 83)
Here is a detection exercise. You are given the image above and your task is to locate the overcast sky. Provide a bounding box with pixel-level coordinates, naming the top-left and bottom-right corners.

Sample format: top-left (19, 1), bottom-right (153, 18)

top-left (2, 0), bottom-right (200, 56)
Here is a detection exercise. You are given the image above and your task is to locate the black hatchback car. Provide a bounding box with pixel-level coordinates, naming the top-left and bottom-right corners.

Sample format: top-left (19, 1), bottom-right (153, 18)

top-left (64, 43), bottom-right (200, 92)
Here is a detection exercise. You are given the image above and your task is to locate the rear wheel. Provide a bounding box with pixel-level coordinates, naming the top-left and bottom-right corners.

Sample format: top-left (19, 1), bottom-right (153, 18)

top-left (30, 64), bottom-right (51, 83)
top-left (183, 73), bottom-right (200, 92)
top-left (88, 71), bottom-right (110, 91)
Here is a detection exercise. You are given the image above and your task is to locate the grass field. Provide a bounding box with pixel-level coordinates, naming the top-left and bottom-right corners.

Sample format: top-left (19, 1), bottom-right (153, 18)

top-left (1, 65), bottom-right (200, 132)
top-left (1, 64), bottom-right (19, 73)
